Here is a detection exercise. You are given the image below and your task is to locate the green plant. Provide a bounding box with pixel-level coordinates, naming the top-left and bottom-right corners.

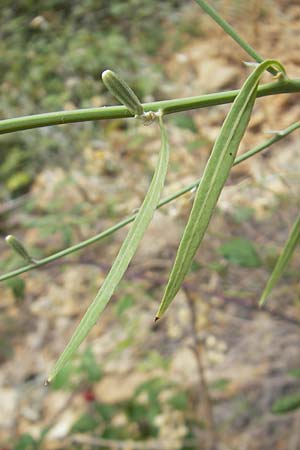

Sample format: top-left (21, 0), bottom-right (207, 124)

top-left (0, 0), bottom-right (299, 388)
top-left (155, 59), bottom-right (285, 320)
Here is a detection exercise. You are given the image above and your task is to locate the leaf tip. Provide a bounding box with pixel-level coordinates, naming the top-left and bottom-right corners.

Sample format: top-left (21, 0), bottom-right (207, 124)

top-left (154, 315), bottom-right (160, 323)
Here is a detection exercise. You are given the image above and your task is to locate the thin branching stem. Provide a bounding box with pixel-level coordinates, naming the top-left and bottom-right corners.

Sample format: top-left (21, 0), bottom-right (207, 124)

top-left (194, 0), bottom-right (277, 75)
top-left (0, 120), bottom-right (299, 283)
top-left (184, 286), bottom-right (218, 450)
top-left (0, 78), bottom-right (300, 135)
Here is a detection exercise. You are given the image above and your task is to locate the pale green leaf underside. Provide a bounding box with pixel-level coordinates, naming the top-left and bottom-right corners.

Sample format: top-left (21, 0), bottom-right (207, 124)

top-left (156, 59), bottom-right (285, 319)
top-left (259, 214), bottom-right (300, 307)
top-left (47, 114), bottom-right (169, 383)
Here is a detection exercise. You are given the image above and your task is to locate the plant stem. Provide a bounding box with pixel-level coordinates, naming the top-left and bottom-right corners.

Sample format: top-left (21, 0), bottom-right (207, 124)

top-left (194, 0), bottom-right (277, 75)
top-left (0, 121), bottom-right (299, 283)
top-left (0, 79), bottom-right (299, 135)
top-left (184, 286), bottom-right (218, 450)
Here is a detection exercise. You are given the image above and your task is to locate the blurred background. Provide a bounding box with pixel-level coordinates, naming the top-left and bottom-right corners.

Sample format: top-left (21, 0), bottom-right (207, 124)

top-left (0, 1), bottom-right (300, 449)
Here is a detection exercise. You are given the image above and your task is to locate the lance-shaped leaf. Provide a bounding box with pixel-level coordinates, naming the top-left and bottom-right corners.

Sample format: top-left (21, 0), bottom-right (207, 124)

top-left (259, 214), bottom-right (300, 307)
top-left (47, 114), bottom-right (169, 383)
top-left (155, 59), bottom-right (285, 320)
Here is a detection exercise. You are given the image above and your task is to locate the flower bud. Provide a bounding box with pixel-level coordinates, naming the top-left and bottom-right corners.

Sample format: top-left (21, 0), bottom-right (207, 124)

top-left (102, 69), bottom-right (144, 116)
top-left (5, 235), bottom-right (36, 264)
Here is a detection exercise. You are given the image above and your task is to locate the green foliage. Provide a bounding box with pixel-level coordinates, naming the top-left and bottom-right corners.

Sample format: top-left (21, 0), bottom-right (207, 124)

top-left (168, 391), bottom-right (189, 410)
top-left (210, 377), bottom-right (231, 391)
top-left (271, 394), bottom-right (300, 414)
top-left (138, 350), bottom-right (171, 371)
top-left (79, 346), bottom-right (102, 383)
top-left (71, 413), bottom-right (99, 433)
top-left (171, 114), bottom-right (198, 133)
top-left (63, 374), bottom-right (191, 442)
top-left (95, 403), bottom-right (117, 422)
top-left (271, 357), bottom-right (300, 416)
top-left (218, 237), bottom-right (262, 268)
top-left (0, 149), bottom-right (33, 196)
top-left (288, 368), bottom-right (300, 378)
top-left (5, 277), bottom-right (26, 301)
top-left (6, 171), bottom-right (32, 195)
top-left (12, 434), bottom-right (37, 450)
top-left (121, 377), bottom-right (189, 438)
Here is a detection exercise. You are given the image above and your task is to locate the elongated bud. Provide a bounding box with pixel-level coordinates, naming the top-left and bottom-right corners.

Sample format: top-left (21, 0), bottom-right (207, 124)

top-left (5, 235), bottom-right (36, 264)
top-left (102, 69), bottom-right (144, 116)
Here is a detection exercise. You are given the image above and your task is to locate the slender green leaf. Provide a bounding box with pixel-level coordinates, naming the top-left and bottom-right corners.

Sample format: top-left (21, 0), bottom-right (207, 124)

top-left (259, 214), bottom-right (300, 307)
top-left (155, 59), bottom-right (285, 320)
top-left (47, 114), bottom-right (169, 383)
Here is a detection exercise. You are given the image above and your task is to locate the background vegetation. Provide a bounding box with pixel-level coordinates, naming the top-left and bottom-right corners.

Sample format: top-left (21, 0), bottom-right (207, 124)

top-left (0, 0), bottom-right (184, 198)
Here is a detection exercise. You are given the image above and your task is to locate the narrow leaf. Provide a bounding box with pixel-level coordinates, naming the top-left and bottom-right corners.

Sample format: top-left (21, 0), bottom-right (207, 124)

top-left (155, 59), bottom-right (285, 320)
top-left (259, 214), bottom-right (300, 307)
top-left (47, 114), bottom-right (169, 383)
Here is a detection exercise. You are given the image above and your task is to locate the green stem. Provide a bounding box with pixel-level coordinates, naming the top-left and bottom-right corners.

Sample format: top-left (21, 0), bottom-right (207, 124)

top-left (0, 79), bottom-right (299, 135)
top-left (193, 0), bottom-right (277, 75)
top-left (1, 120), bottom-right (299, 282)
